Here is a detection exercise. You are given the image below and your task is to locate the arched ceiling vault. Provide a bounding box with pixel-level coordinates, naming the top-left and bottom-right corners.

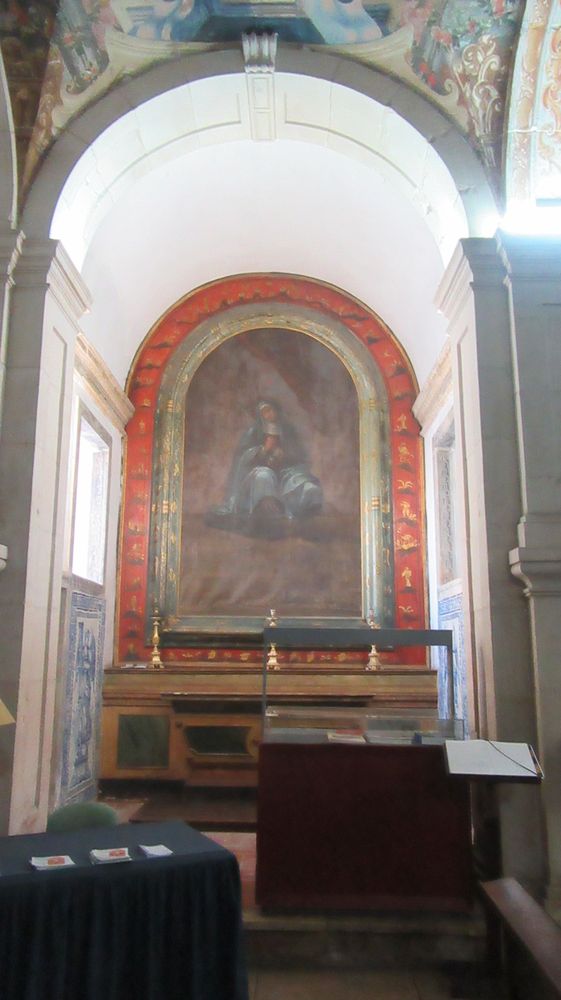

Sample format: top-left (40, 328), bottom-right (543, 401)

top-left (49, 67), bottom-right (476, 270)
top-left (7, 4), bottom-right (560, 391)
top-left (21, 51), bottom-right (497, 387)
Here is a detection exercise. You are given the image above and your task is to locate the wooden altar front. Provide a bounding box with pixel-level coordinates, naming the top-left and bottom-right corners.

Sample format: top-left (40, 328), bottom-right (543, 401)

top-left (101, 661), bottom-right (438, 787)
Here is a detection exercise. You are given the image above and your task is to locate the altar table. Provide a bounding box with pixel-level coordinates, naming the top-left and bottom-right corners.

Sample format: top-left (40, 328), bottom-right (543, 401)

top-left (0, 819), bottom-right (248, 1000)
top-left (256, 742), bottom-right (473, 911)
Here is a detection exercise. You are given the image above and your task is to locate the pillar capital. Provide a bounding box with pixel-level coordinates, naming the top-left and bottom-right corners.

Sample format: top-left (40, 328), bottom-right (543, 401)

top-left (11, 237), bottom-right (58, 289)
top-left (460, 235), bottom-right (510, 286)
top-left (13, 238), bottom-right (91, 324)
top-left (0, 230), bottom-right (24, 279)
top-left (497, 231), bottom-right (561, 289)
top-left (436, 236), bottom-right (508, 332)
top-left (510, 545), bottom-right (561, 597)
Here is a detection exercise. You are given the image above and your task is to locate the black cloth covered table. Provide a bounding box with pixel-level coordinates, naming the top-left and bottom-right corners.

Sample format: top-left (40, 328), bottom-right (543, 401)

top-left (0, 819), bottom-right (248, 1000)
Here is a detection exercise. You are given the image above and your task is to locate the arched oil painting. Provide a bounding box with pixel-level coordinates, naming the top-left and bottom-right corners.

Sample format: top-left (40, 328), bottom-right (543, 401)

top-left (178, 328), bottom-right (361, 619)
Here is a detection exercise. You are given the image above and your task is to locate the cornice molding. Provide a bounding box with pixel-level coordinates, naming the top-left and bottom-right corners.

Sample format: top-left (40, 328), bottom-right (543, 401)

top-left (0, 230), bottom-right (24, 279)
top-left (436, 236), bottom-right (509, 331)
top-left (460, 237), bottom-right (509, 287)
top-left (11, 237), bottom-right (58, 289)
top-left (47, 242), bottom-right (92, 324)
top-left (515, 513), bottom-right (561, 550)
top-left (413, 339), bottom-right (452, 433)
top-left (435, 241), bottom-right (475, 327)
top-left (497, 230), bottom-right (561, 289)
top-left (13, 239), bottom-right (91, 324)
top-left (510, 545), bottom-right (561, 597)
top-left (75, 334), bottom-right (134, 434)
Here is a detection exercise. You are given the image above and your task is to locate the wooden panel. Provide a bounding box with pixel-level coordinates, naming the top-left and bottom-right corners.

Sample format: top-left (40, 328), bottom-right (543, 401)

top-left (101, 667), bottom-right (438, 785)
top-left (256, 742), bottom-right (474, 910)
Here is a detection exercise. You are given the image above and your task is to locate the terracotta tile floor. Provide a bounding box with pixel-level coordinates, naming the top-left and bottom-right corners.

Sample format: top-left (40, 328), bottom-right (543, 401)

top-left (204, 830), bottom-right (257, 909)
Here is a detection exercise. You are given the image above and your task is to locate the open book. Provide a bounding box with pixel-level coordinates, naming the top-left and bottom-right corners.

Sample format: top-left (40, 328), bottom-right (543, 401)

top-left (444, 740), bottom-right (542, 781)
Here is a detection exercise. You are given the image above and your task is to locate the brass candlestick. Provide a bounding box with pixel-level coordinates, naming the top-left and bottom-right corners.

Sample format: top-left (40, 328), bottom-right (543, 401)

top-left (366, 644), bottom-right (381, 672)
top-left (266, 643), bottom-right (280, 671)
top-left (151, 607), bottom-right (163, 669)
top-left (366, 610), bottom-right (381, 670)
top-left (367, 609), bottom-right (379, 630)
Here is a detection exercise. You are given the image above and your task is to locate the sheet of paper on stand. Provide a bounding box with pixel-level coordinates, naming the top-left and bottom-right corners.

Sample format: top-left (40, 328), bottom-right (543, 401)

top-left (445, 740), bottom-right (542, 780)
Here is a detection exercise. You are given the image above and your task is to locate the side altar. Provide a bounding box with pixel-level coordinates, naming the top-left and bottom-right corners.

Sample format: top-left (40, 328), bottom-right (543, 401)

top-left (101, 627), bottom-right (448, 787)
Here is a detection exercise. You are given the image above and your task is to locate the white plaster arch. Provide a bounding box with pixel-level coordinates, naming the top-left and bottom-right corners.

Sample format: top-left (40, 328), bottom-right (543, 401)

top-left (51, 71), bottom-right (468, 273)
top-left (19, 48), bottom-right (499, 389)
top-left (21, 48), bottom-right (497, 243)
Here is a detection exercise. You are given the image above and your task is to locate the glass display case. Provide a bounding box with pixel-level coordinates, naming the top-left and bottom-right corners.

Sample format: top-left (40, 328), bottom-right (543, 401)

top-left (260, 624), bottom-right (464, 744)
top-left (262, 704), bottom-right (464, 745)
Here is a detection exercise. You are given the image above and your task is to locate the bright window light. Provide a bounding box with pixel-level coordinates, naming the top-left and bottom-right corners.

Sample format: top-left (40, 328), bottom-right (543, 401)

top-left (501, 200), bottom-right (561, 236)
top-left (72, 415), bottom-right (110, 584)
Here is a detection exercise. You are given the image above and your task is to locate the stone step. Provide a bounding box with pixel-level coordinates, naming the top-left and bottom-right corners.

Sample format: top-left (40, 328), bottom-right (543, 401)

top-left (244, 909), bottom-right (487, 972)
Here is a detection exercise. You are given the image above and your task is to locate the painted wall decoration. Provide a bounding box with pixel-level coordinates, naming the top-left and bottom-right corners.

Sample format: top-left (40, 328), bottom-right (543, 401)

top-left (407, 0), bottom-right (522, 175)
top-left (507, 0), bottom-right (561, 210)
top-left (0, 1), bottom-right (57, 188)
top-left (118, 274), bottom-right (427, 666)
top-left (438, 589), bottom-right (466, 724)
top-left (1, 1), bottom-right (524, 196)
top-left (60, 591), bottom-right (106, 799)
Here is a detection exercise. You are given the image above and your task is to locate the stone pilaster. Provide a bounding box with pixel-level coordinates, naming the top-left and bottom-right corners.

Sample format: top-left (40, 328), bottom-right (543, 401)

top-left (0, 230), bottom-right (23, 433)
top-left (0, 229), bottom-right (24, 588)
top-left (436, 237), bottom-right (546, 896)
top-left (0, 238), bottom-right (91, 834)
top-left (500, 233), bottom-right (561, 918)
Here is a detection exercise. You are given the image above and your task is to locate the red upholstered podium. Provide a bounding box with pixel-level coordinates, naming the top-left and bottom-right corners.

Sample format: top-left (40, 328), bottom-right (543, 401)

top-left (256, 742), bottom-right (473, 911)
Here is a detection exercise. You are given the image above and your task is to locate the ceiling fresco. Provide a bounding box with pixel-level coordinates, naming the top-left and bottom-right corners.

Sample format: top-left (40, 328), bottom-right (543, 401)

top-left (1, 1), bottom-right (524, 199)
top-left (506, 0), bottom-right (561, 214)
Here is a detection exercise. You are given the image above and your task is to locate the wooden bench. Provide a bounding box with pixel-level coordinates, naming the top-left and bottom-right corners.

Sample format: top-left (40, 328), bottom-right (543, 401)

top-left (480, 877), bottom-right (561, 999)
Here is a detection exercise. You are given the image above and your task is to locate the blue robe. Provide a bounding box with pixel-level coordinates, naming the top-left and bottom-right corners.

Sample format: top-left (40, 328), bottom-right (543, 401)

top-left (213, 412), bottom-right (322, 520)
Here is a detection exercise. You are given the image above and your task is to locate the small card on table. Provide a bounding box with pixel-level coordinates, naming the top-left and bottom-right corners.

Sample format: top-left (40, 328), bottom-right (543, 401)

top-left (89, 847), bottom-right (131, 864)
top-left (31, 855), bottom-right (75, 870)
top-left (139, 844), bottom-right (173, 858)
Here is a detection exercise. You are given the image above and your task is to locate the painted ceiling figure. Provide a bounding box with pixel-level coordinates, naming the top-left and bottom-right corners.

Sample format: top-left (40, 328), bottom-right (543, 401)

top-left (118, 0), bottom-right (388, 44)
top-left (53, 0), bottom-right (109, 92)
top-left (208, 400), bottom-right (323, 538)
top-left (126, 0), bottom-right (207, 42)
